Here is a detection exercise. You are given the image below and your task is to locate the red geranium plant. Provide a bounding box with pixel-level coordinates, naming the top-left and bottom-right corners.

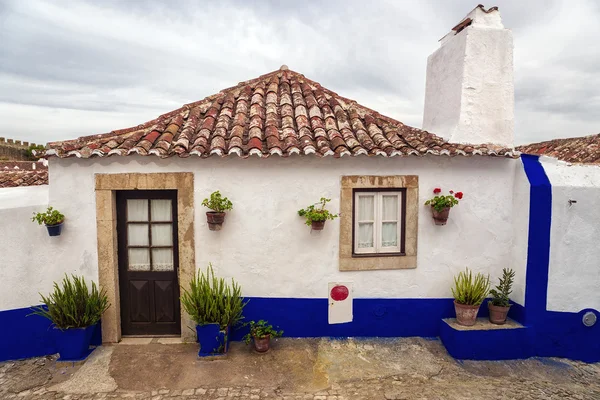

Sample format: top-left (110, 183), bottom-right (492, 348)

top-left (425, 188), bottom-right (463, 225)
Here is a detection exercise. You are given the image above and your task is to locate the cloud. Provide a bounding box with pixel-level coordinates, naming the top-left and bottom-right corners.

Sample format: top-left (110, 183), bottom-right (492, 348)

top-left (0, 0), bottom-right (598, 145)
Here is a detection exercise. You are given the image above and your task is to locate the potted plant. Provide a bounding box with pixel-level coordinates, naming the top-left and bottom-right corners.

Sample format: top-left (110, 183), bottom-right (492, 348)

top-left (451, 268), bottom-right (490, 326)
top-left (297, 197), bottom-right (339, 230)
top-left (32, 206), bottom-right (65, 236)
top-left (181, 263), bottom-right (247, 357)
top-left (243, 320), bottom-right (283, 353)
top-left (30, 275), bottom-right (109, 361)
top-left (201, 191), bottom-right (233, 231)
top-left (488, 268), bottom-right (515, 325)
top-left (424, 188), bottom-right (463, 225)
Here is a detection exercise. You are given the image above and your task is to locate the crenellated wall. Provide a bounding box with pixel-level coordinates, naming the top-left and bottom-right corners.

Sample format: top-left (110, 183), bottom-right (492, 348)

top-left (0, 137), bottom-right (42, 161)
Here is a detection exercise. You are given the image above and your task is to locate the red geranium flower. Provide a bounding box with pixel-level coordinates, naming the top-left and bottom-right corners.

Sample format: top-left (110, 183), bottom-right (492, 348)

top-left (449, 190), bottom-right (454, 194)
top-left (455, 192), bottom-right (463, 199)
top-left (433, 188), bottom-right (441, 194)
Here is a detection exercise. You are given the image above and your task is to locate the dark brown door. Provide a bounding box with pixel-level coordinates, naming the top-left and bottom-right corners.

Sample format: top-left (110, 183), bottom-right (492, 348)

top-left (117, 190), bottom-right (181, 336)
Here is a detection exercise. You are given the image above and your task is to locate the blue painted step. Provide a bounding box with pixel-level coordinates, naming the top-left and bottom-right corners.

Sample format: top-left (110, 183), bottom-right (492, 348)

top-left (440, 318), bottom-right (533, 360)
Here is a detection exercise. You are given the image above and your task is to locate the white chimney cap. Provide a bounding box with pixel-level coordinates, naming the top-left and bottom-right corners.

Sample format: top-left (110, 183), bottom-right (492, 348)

top-left (440, 5), bottom-right (504, 46)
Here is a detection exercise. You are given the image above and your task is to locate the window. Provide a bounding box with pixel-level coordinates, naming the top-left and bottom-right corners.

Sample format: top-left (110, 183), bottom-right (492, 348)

top-left (339, 175), bottom-right (417, 271)
top-left (353, 190), bottom-right (405, 255)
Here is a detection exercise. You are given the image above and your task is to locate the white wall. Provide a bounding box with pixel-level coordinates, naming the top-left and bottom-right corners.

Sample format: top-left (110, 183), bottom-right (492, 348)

top-left (0, 185), bottom-right (55, 310)
top-left (0, 155), bottom-right (520, 310)
top-left (508, 160), bottom-right (529, 306)
top-left (543, 157), bottom-right (600, 313)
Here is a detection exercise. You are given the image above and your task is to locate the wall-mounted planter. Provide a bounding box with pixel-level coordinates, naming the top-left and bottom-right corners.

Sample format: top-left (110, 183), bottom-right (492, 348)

top-left (196, 323), bottom-right (229, 356)
top-left (46, 222), bottom-right (64, 236)
top-left (311, 221), bottom-right (325, 231)
top-left (431, 207), bottom-right (450, 225)
top-left (53, 324), bottom-right (96, 361)
top-left (206, 212), bottom-right (226, 231)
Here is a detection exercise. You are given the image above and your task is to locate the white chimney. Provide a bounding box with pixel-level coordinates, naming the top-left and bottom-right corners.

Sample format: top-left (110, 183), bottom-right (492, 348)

top-left (422, 5), bottom-right (514, 148)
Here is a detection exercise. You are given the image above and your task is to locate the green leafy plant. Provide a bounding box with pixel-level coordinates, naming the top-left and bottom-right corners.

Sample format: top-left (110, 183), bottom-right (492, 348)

top-left (30, 275), bottom-right (109, 330)
top-left (424, 188), bottom-right (463, 212)
top-left (489, 268), bottom-right (515, 307)
top-left (452, 268), bottom-right (490, 306)
top-left (242, 320), bottom-right (284, 344)
top-left (297, 197), bottom-right (339, 225)
top-left (201, 191), bottom-right (233, 213)
top-left (181, 263), bottom-right (247, 330)
top-left (31, 206), bottom-right (65, 226)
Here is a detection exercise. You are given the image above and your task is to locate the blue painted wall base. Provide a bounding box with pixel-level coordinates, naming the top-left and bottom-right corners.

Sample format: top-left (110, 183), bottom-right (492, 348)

top-left (440, 318), bottom-right (533, 360)
top-left (0, 306), bottom-right (102, 362)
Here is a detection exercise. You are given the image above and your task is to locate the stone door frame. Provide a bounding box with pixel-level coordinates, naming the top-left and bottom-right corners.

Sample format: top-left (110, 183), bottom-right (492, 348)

top-left (95, 173), bottom-right (196, 343)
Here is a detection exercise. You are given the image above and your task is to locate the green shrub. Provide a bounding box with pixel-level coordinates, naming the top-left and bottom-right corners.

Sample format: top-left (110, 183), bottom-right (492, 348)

top-left (242, 320), bottom-right (283, 344)
top-left (31, 206), bottom-right (64, 226)
top-left (181, 263), bottom-right (247, 330)
top-left (297, 197), bottom-right (338, 225)
top-left (489, 268), bottom-right (515, 307)
top-left (201, 191), bottom-right (233, 213)
top-left (31, 275), bottom-right (109, 329)
top-left (452, 268), bottom-right (490, 306)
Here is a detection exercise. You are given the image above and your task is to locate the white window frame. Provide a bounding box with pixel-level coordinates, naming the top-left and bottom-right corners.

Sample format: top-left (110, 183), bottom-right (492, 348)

top-left (353, 191), bottom-right (403, 255)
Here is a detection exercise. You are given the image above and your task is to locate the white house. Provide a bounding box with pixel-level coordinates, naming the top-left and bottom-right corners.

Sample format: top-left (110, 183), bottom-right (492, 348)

top-left (1, 5), bottom-right (598, 363)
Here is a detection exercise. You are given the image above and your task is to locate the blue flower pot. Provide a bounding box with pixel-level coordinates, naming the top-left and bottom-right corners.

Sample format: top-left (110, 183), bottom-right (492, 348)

top-left (46, 223), bottom-right (63, 236)
top-left (196, 324), bottom-right (229, 356)
top-left (54, 325), bottom-right (96, 361)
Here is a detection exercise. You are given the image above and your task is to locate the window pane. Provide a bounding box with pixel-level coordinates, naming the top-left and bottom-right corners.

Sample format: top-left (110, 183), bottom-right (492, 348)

top-left (152, 248), bottom-right (174, 271)
top-left (358, 195), bottom-right (374, 221)
top-left (128, 248), bottom-right (150, 271)
top-left (382, 195), bottom-right (398, 221)
top-left (151, 199), bottom-right (172, 221)
top-left (382, 222), bottom-right (398, 247)
top-left (127, 199), bottom-right (148, 221)
top-left (151, 224), bottom-right (173, 246)
top-left (357, 222), bottom-right (374, 248)
top-left (127, 224), bottom-right (149, 246)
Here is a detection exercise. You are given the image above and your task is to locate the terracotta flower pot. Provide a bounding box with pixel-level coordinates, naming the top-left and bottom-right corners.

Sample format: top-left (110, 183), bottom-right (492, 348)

top-left (253, 335), bottom-right (271, 353)
top-left (311, 220), bottom-right (325, 230)
top-left (488, 303), bottom-right (511, 325)
top-left (206, 212), bottom-right (226, 231)
top-left (432, 207), bottom-right (450, 225)
top-left (454, 300), bottom-right (481, 326)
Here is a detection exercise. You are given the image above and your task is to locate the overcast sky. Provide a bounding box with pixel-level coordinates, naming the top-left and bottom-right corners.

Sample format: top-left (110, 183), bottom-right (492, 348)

top-left (0, 0), bottom-right (598, 146)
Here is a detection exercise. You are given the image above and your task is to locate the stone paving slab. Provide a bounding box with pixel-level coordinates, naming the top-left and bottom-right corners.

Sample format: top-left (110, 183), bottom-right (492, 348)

top-left (1, 337), bottom-right (600, 399)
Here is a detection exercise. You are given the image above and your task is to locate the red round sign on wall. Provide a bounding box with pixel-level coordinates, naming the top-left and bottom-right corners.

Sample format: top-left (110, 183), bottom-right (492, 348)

top-left (330, 285), bottom-right (349, 301)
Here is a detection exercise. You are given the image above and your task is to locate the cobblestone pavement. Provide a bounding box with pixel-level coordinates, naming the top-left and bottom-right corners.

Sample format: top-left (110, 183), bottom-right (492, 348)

top-left (2, 338), bottom-right (600, 399)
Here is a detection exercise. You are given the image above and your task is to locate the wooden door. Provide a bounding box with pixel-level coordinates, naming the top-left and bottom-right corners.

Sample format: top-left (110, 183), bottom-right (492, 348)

top-left (117, 190), bottom-right (181, 336)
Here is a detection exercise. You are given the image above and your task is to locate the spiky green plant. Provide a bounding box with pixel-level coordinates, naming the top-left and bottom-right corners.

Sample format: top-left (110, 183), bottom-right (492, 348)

top-left (30, 275), bottom-right (109, 329)
top-left (181, 263), bottom-right (247, 330)
top-left (489, 268), bottom-right (515, 307)
top-left (451, 268), bottom-right (490, 306)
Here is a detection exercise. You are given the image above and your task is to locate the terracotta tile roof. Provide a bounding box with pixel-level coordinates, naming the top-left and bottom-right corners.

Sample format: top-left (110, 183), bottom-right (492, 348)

top-left (517, 134), bottom-right (600, 164)
top-left (0, 170), bottom-right (48, 188)
top-left (47, 67), bottom-right (517, 159)
top-left (0, 161), bottom-right (47, 171)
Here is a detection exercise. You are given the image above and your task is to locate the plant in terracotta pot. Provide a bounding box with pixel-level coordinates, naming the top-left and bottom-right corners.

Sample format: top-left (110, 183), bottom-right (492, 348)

top-left (297, 197), bottom-right (338, 230)
top-left (30, 275), bottom-right (109, 360)
top-left (202, 191), bottom-right (233, 231)
top-left (243, 320), bottom-right (283, 353)
top-left (32, 206), bottom-right (65, 236)
top-left (451, 268), bottom-right (490, 326)
top-left (488, 268), bottom-right (515, 325)
top-left (181, 263), bottom-right (247, 357)
top-left (424, 188), bottom-right (463, 225)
